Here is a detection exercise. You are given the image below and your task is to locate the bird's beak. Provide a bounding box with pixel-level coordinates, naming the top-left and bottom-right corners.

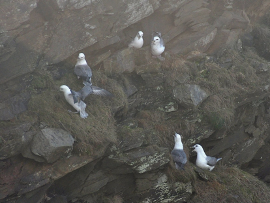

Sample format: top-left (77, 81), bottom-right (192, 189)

top-left (191, 145), bottom-right (195, 152)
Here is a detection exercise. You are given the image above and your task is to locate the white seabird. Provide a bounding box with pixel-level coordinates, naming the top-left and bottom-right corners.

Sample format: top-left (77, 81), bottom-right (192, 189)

top-left (151, 32), bottom-right (165, 59)
top-left (192, 144), bottom-right (222, 171)
top-left (128, 31), bottom-right (144, 49)
top-left (171, 133), bottom-right (187, 170)
top-left (74, 53), bottom-right (92, 85)
top-left (60, 85), bottom-right (88, 119)
top-left (70, 82), bottom-right (113, 103)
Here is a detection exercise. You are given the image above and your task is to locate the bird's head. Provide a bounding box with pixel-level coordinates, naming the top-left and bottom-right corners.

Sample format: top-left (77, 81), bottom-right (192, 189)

top-left (152, 36), bottom-right (160, 45)
top-left (174, 132), bottom-right (182, 143)
top-left (192, 144), bottom-right (204, 153)
top-left (137, 31), bottom-right (143, 38)
top-left (78, 53), bottom-right (85, 60)
top-left (60, 85), bottom-right (70, 93)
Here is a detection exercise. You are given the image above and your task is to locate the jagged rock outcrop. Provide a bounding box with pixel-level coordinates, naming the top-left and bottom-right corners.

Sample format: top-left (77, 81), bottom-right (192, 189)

top-left (173, 84), bottom-right (209, 108)
top-left (22, 128), bottom-right (74, 163)
top-left (2, 0), bottom-right (270, 202)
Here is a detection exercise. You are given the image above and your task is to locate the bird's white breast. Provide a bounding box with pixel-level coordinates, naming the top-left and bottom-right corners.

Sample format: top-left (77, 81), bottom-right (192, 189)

top-left (134, 38), bottom-right (143, 48)
top-left (130, 37), bottom-right (143, 48)
top-left (76, 59), bottom-right (87, 66)
top-left (151, 44), bottom-right (165, 56)
top-left (196, 153), bottom-right (209, 169)
top-left (64, 93), bottom-right (80, 112)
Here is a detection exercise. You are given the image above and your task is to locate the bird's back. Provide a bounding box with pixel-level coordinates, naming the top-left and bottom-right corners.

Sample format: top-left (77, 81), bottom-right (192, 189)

top-left (74, 64), bottom-right (92, 77)
top-left (171, 149), bottom-right (187, 164)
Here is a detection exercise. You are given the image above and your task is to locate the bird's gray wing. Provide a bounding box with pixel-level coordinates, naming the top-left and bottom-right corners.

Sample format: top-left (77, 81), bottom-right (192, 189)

top-left (79, 84), bottom-right (93, 100)
top-left (159, 36), bottom-right (165, 47)
top-left (206, 156), bottom-right (218, 166)
top-left (70, 89), bottom-right (81, 104)
top-left (92, 86), bottom-right (113, 97)
top-left (171, 149), bottom-right (187, 164)
top-left (74, 64), bottom-right (92, 81)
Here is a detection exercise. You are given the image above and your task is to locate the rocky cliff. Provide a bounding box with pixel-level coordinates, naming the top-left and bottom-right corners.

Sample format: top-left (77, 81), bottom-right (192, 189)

top-left (2, 0), bottom-right (270, 202)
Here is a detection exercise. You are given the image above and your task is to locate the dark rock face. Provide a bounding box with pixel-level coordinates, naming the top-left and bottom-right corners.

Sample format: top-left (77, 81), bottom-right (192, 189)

top-left (0, 122), bottom-right (35, 160)
top-left (23, 128), bottom-right (74, 163)
top-left (2, 0), bottom-right (270, 202)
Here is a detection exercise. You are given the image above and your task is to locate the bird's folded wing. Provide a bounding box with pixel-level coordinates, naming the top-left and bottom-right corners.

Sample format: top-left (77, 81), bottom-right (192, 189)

top-left (70, 90), bottom-right (81, 104)
top-left (206, 156), bottom-right (217, 166)
top-left (74, 64), bottom-right (92, 77)
top-left (171, 150), bottom-right (187, 164)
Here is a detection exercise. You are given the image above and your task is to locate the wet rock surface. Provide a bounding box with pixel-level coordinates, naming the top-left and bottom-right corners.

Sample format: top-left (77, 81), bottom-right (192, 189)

top-left (2, 0), bottom-right (270, 202)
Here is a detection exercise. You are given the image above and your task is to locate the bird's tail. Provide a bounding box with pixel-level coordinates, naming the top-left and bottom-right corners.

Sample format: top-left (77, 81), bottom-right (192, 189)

top-left (79, 101), bottom-right (88, 119)
top-left (79, 110), bottom-right (88, 119)
top-left (175, 162), bottom-right (185, 170)
top-left (209, 166), bottom-right (215, 171)
top-left (216, 158), bottom-right (222, 163)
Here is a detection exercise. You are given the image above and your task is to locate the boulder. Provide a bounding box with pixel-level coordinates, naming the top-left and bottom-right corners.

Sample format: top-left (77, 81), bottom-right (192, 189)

top-left (173, 84), bottom-right (209, 108)
top-left (233, 138), bottom-right (265, 165)
top-left (103, 145), bottom-right (170, 174)
top-left (0, 122), bottom-right (35, 160)
top-left (30, 128), bottom-right (74, 163)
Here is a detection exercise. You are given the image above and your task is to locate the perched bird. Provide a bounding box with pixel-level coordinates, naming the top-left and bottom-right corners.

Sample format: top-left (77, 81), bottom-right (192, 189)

top-left (70, 82), bottom-right (113, 104)
top-left (60, 85), bottom-right (88, 119)
top-left (151, 31), bottom-right (165, 57)
top-left (128, 31), bottom-right (144, 49)
top-left (171, 133), bottom-right (187, 170)
top-left (74, 53), bottom-right (92, 85)
top-left (192, 144), bottom-right (222, 171)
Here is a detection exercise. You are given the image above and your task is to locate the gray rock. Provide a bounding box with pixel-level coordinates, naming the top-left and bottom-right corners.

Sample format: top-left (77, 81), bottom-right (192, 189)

top-left (0, 93), bottom-right (30, 120)
top-left (103, 145), bottom-right (170, 174)
top-left (241, 32), bottom-right (254, 47)
top-left (0, 122), bottom-right (35, 160)
top-left (118, 129), bottom-right (145, 152)
top-left (0, 0), bottom-right (37, 31)
top-left (124, 84), bottom-right (138, 97)
top-left (213, 10), bottom-right (249, 30)
top-left (251, 60), bottom-right (269, 73)
top-left (44, 0), bottom-right (158, 64)
top-left (103, 48), bottom-right (135, 75)
top-left (104, 175), bottom-right (134, 196)
top-left (174, 2), bottom-right (211, 27)
top-left (233, 138), bottom-right (265, 165)
top-left (135, 172), bottom-right (165, 192)
top-left (173, 84), bottom-right (209, 108)
top-left (79, 171), bottom-right (111, 196)
top-left (140, 174), bottom-right (193, 202)
top-left (47, 195), bottom-right (67, 203)
top-left (30, 128), bottom-right (74, 163)
top-left (140, 73), bottom-right (164, 87)
top-left (22, 145), bottom-right (47, 163)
